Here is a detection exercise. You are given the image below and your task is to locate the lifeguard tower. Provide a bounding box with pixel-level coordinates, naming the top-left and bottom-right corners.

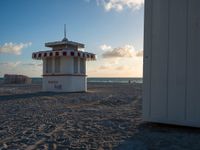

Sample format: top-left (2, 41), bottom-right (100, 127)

top-left (32, 25), bottom-right (96, 92)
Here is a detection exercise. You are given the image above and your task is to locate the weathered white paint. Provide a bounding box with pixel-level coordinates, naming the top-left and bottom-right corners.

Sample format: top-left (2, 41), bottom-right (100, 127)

top-left (143, 0), bottom-right (200, 127)
top-left (42, 56), bottom-right (87, 92)
top-left (48, 57), bottom-right (84, 74)
top-left (43, 75), bottom-right (86, 92)
top-left (60, 57), bottom-right (74, 74)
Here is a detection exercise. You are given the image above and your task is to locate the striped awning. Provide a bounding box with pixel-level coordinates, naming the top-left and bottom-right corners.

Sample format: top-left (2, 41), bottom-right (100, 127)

top-left (32, 50), bottom-right (96, 61)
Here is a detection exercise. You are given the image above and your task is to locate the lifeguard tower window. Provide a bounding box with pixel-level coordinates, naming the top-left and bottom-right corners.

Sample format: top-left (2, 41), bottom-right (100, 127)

top-left (80, 58), bottom-right (85, 74)
top-left (55, 57), bottom-right (60, 73)
top-left (46, 58), bottom-right (52, 73)
top-left (74, 57), bottom-right (78, 73)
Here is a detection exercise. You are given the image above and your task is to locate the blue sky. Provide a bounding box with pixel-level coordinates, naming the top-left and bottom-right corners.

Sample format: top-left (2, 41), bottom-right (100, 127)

top-left (0, 0), bottom-right (144, 77)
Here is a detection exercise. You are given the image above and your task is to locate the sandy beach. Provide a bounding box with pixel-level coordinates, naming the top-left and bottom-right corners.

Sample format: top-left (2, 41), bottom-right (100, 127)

top-left (0, 83), bottom-right (200, 150)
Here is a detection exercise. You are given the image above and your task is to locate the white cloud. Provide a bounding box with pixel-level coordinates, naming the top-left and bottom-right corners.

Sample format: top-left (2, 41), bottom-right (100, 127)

top-left (102, 44), bottom-right (135, 58)
top-left (135, 50), bottom-right (143, 57)
top-left (98, 65), bottom-right (131, 71)
top-left (98, 0), bottom-right (144, 12)
top-left (100, 44), bottom-right (112, 51)
top-left (0, 42), bottom-right (32, 55)
top-left (101, 44), bottom-right (143, 58)
top-left (0, 61), bottom-right (42, 77)
top-left (22, 62), bottom-right (42, 67)
top-left (115, 65), bottom-right (129, 70)
top-left (88, 50), bottom-right (143, 77)
top-left (0, 61), bottom-right (21, 67)
top-left (99, 65), bottom-right (110, 70)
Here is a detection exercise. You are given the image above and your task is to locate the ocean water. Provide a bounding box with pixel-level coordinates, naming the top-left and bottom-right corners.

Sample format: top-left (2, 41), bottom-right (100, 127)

top-left (87, 78), bottom-right (142, 83)
top-left (0, 77), bottom-right (143, 84)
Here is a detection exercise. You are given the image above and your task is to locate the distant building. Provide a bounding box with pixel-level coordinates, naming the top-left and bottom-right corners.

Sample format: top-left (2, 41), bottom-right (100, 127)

top-left (32, 26), bottom-right (96, 92)
top-left (143, 0), bottom-right (200, 127)
top-left (4, 74), bottom-right (32, 84)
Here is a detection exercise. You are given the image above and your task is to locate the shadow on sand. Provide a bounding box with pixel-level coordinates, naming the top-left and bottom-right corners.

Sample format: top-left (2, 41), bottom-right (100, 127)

top-left (114, 122), bottom-right (200, 150)
top-left (0, 91), bottom-right (85, 101)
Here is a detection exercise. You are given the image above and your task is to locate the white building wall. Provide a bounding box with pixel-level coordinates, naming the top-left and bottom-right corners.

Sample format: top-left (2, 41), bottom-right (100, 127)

top-left (42, 56), bottom-right (87, 92)
top-left (43, 76), bottom-right (86, 92)
top-left (60, 57), bottom-right (74, 74)
top-left (80, 58), bottom-right (86, 74)
top-left (46, 57), bottom-right (80, 74)
top-left (78, 58), bottom-right (80, 74)
top-left (43, 58), bottom-right (46, 74)
top-left (143, 0), bottom-right (200, 127)
top-left (52, 57), bottom-right (55, 74)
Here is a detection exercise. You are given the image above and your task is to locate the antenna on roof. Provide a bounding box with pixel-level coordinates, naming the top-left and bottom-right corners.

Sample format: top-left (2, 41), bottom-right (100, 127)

top-left (64, 24), bottom-right (66, 39)
top-left (62, 24), bottom-right (68, 41)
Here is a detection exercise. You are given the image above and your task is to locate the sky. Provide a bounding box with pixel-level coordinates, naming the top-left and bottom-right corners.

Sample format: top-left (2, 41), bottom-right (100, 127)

top-left (0, 0), bottom-right (144, 77)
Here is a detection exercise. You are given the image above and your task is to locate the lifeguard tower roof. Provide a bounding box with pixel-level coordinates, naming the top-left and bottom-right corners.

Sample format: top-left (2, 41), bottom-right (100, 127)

top-left (45, 40), bottom-right (85, 49)
top-left (45, 25), bottom-right (84, 49)
top-left (32, 25), bottom-right (96, 60)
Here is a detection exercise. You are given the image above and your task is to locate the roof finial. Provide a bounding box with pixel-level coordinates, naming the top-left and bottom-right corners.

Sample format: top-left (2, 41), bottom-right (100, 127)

top-left (62, 24), bottom-right (68, 41)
